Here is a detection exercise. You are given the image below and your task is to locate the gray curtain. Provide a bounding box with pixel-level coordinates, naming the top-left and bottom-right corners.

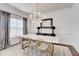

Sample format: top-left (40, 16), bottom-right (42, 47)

top-left (0, 10), bottom-right (10, 49)
top-left (23, 17), bottom-right (28, 35)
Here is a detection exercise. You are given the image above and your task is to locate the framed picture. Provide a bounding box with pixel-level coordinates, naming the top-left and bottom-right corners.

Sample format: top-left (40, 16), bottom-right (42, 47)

top-left (40, 18), bottom-right (53, 27)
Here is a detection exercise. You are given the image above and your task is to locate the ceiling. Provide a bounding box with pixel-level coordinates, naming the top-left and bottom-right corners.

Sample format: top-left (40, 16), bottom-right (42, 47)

top-left (8, 3), bottom-right (73, 14)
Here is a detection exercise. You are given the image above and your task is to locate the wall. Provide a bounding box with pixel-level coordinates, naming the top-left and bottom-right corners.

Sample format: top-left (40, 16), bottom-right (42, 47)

top-left (43, 8), bottom-right (73, 34)
top-left (29, 5), bottom-right (74, 34)
top-left (43, 4), bottom-right (79, 36)
top-left (29, 4), bottom-right (79, 35)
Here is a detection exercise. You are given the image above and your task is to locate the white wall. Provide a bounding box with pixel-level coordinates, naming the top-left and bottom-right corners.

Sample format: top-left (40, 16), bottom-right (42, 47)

top-left (0, 3), bottom-right (28, 18)
top-left (29, 5), bottom-right (74, 34)
top-left (28, 4), bottom-right (79, 35)
top-left (43, 4), bottom-right (79, 36)
top-left (29, 4), bottom-right (79, 35)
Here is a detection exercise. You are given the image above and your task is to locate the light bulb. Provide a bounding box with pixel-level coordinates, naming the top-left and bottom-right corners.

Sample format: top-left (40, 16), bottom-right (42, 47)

top-left (38, 12), bottom-right (41, 15)
top-left (40, 20), bottom-right (42, 23)
top-left (32, 20), bottom-right (34, 24)
top-left (29, 14), bottom-right (32, 19)
top-left (34, 11), bottom-right (37, 15)
top-left (43, 15), bottom-right (46, 18)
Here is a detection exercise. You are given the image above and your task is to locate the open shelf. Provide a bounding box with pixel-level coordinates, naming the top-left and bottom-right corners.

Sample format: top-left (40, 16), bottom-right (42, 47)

top-left (36, 18), bottom-right (56, 36)
top-left (37, 26), bottom-right (55, 29)
top-left (36, 33), bottom-right (56, 36)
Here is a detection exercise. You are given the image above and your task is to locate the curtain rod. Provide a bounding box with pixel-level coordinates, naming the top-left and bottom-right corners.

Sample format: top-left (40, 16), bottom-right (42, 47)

top-left (0, 9), bottom-right (28, 19)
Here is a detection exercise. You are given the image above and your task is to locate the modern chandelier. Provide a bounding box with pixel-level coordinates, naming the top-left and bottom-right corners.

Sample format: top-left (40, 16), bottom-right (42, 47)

top-left (29, 3), bottom-right (46, 19)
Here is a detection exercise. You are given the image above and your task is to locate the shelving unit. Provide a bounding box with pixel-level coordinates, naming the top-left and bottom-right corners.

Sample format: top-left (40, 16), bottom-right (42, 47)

top-left (36, 18), bottom-right (56, 36)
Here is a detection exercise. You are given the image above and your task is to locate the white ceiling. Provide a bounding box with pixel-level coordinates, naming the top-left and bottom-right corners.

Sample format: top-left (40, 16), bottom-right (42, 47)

top-left (8, 3), bottom-right (73, 14)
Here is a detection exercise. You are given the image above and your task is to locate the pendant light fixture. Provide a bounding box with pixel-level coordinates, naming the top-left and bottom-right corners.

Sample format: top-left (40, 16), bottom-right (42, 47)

top-left (29, 3), bottom-right (46, 19)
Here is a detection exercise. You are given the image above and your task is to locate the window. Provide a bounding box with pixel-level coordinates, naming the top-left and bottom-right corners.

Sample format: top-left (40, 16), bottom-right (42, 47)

top-left (9, 17), bottom-right (23, 38)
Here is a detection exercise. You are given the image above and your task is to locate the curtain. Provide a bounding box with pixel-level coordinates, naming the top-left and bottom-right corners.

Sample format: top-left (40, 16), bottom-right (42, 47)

top-left (0, 10), bottom-right (10, 49)
top-left (23, 17), bottom-right (28, 35)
